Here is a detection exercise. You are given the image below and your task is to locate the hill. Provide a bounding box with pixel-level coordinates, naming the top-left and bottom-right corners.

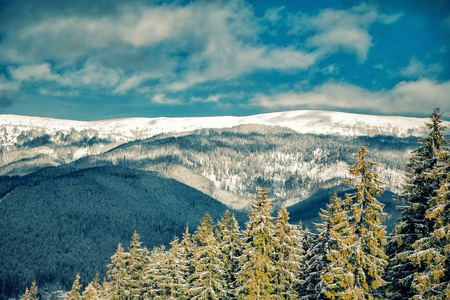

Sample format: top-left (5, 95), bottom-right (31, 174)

top-left (0, 166), bottom-right (245, 297)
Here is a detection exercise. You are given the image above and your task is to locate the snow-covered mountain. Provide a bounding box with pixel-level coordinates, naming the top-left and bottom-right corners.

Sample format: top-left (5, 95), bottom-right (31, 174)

top-left (0, 110), bottom-right (445, 208)
top-left (0, 110), bottom-right (439, 147)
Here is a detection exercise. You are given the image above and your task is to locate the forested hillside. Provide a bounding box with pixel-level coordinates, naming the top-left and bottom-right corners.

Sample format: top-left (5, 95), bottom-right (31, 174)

top-left (0, 167), bottom-right (246, 298)
top-left (64, 125), bottom-right (417, 210)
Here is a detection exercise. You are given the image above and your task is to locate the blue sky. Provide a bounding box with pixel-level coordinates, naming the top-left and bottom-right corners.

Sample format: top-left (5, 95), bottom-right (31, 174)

top-left (0, 0), bottom-right (449, 120)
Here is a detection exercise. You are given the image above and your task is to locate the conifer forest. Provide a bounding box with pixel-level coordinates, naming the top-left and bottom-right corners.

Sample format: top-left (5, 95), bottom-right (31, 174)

top-left (19, 109), bottom-right (450, 299)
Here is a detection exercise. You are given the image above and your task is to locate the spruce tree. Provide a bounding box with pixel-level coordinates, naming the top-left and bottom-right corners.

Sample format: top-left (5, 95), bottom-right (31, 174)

top-left (106, 243), bottom-right (129, 299)
top-left (188, 214), bottom-right (227, 299)
top-left (216, 211), bottom-right (242, 299)
top-left (321, 193), bottom-right (355, 299)
top-left (325, 144), bottom-right (388, 299)
top-left (385, 108), bottom-right (448, 299)
top-left (158, 236), bottom-right (189, 299)
top-left (189, 231), bottom-right (227, 299)
top-left (237, 185), bottom-right (277, 299)
top-left (273, 207), bottom-right (301, 299)
top-left (81, 282), bottom-right (99, 300)
top-left (126, 231), bottom-right (150, 299)
top-left (409, 110), bottom-right (450, 299)
top-left (67, 274), bottom-right (82, 300)
top-left (301, 193), bottom-right (343, 299)
top-left (146, 245), bottom-right (167, 297)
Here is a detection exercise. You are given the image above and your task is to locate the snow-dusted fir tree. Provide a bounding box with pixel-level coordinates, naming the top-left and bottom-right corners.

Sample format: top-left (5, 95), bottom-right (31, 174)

top-left (385, 108), bottom-right (448, 300)
top-left (156, 236), bottom-right (189, 299)
top-left (189, 216), bottom-right (227, 299)
top-left (300, 193), bottom-right (343, 299)
top-left (215, 210), bottom-right (243, 299)
top-left (273, 207), bottom-right (302, 299)
top-left (237, 185), bottom-right (277, 299)
top-left (106, 243), bottom-right (129, 299)
top-left (81, 282), bottom-right (99, 300)
top-left (347, 144), bottom-right (388, 299)
top-left (321, 193), bottom-right (354, 299)
top-left (408, 110), bottom-right (450, 299)
top-left (325, 144), bottom-right (388, 299)
top-left (67, 274), bottom-right (82, 300)
top-left (146, 245), bottom-right (167, 297)
top-left (126, 231), bottom-right (150, 299)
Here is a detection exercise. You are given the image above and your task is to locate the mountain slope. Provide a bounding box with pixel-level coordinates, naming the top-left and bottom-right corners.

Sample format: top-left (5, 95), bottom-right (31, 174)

top-left (57, 125), bottom-right (417, 210)
top-left (2, 110), bottom-right (446, 177)
top-left (0, 166), bottom-right (245, 297)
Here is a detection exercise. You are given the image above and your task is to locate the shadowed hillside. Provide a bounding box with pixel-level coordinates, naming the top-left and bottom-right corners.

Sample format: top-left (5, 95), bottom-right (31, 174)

top-left (0, 166), bottom-right (246, 297)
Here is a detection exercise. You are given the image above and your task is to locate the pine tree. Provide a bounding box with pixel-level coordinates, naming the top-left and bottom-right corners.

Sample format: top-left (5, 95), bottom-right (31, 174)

top-left (157, 236), bottom-right (189, 299)
top-left (66, 274), bottom-right (82, 300)
top-left (300, 193), bottom-right (343, 299)
top-left (216, 210), bottom-right (243, 299)
top-left (321, 193), bottom-right (355, 299)
top-left (146, 245), bottom-right (166, 297)
top-left (189, 215), bottom-right (227, 299)
top-left (82, 282), bottom-right (99, 300)
top-left (237, 185), bottom-right (277, 299)
top-left (273, 207), bottom-right (301, 299)
top-left (126, 231), bottom-right (150, 299)
top-left (106, 243), bottom-right (129, 299)
top-left (193, 213), bottom-right (214, 247)
top-left (385, 108), bottom-right (448, 299)
top-left (325, 144), bottom-right (388, 299)
top-left (408, 110), bottom-right (450, 299)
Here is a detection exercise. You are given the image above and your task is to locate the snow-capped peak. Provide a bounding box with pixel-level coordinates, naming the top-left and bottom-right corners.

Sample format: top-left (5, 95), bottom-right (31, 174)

top-left (0, 110), bottom-right (445, 147)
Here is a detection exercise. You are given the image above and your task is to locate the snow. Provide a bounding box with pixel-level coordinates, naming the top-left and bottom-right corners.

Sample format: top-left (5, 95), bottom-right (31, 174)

top-left (1, 110), bottom-right (444, 147)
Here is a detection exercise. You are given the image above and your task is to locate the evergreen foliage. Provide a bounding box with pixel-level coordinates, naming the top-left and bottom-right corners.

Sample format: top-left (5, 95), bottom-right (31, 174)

top-left (23, 281), bottom-right (38, 300)
top-left (273, 207), bottom-right (302, 299)
top-left (300, 193), bottom-right (343, 299)
top-left (215, 211), bottom-right (242, 299)
top-left (237, 185), bottom-right (278, 299)
top-left (408, 109), bottom-right (450, 299)
top-left (325, 144), bottom-right (388, 299)
top-left (67, 274), bottom-right (82, 300)
top-left (386, 108), bottom-right (449, 300)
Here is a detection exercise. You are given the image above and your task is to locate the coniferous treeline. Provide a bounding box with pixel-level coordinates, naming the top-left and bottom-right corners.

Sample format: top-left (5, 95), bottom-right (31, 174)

top-left (23, 109), bottom-right (449, 299)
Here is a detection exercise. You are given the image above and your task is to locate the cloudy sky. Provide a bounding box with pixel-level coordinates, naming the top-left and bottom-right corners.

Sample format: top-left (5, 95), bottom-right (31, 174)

top-left (0, 0), bottom-right (449, 120)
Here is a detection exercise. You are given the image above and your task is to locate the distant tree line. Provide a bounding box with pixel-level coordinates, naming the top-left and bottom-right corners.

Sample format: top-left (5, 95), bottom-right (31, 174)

top-left (22, 108), bottom-right (450, 299)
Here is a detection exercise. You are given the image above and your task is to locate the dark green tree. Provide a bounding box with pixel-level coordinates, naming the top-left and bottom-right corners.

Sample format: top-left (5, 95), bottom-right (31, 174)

top-left (385, 108), bottom-right (448, 300)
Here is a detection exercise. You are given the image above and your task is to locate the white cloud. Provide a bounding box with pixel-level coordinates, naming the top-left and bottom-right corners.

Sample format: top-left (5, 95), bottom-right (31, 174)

top-left (9, 63), bottom-right (60, 82)
top-left (288, 3), bottom-right (402, 62)
top-left (0, 1), bottom-right (321, 93)
top-left (264, 6), bottom-right (285, 24)
top-left (190, 94), bottom-right (221, 103)
top-left (9, 61), bottom-right (121, 88)
top-left (151, 94), bottom-right (183, 105)
top-left (399, 58), bottom-right (443, 79)
top-left (249, 79), bottom-right (450, 114)
top-left (114, 74), bottom-right (151, 94)
top-left (64, 62), bottom-right (121, 87)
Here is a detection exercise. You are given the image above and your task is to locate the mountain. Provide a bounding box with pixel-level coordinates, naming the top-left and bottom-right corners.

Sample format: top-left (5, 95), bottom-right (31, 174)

top-left (1, 110), bottom-right (444, 177)
top-left (51, 124), bottom-right (417, 210)
top-left (0, 166), bottom-right (246, 297)
top-left (0, 110), bottom-right (444, 297)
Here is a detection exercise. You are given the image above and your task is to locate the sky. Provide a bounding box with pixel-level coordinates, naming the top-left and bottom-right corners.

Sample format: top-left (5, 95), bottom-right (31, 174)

top-left (0, 0), bottom-right (449, 121)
